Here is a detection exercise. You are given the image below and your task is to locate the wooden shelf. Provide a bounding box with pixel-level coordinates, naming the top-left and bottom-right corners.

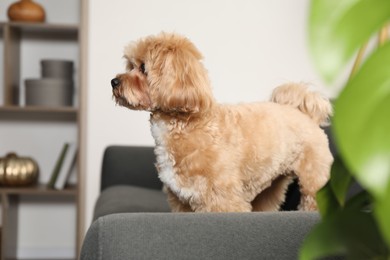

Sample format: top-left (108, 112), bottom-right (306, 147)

top-left (0, 106), bottom-right (78, 121)
top-left (7, 21), bottom-right (79, 31)
top-left (0, 106), bottom-right (77, 113)
top-left (0, 184), bottom-right (77, 196)
top-left (3, 22), bottom-right (78, 38)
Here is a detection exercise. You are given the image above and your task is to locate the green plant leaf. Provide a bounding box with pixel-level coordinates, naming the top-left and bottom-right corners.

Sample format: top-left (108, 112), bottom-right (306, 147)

top-left (329, 155), bottom-right (352, 206)
top-left (333, 43), bottom-right (390, 200)
top-left (308, 0), bottom-right (390, 257)
top-left (316, 182), bottom-right (340, 218)
top-left (374, 187), bottom-right (390, 247)
top-left (309, 0), bottom-right (390, 83)
top-left (345, 190), bottom-right (371, 210)
top-left (316, 155), bottom-right (352, 217)
top-left (299, 209), bottom-right (389, 260)
top-left (333, 41), bottom-right (390, 249)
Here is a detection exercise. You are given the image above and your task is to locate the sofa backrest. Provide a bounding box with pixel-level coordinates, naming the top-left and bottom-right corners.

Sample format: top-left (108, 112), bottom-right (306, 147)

top-left (101, 146), bottom-right (163, 191)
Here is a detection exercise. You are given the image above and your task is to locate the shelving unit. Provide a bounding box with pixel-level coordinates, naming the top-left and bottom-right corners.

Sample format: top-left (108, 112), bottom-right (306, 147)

top-left (1, 186), bottom-right (77, 260)
top-left (2, 21), bottom-right (79, 107)
top-left (0, 1), bottom-right (85, 258)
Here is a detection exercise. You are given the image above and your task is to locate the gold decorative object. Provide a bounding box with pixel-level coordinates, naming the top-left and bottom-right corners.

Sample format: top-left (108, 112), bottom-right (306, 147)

top-left (0, 153), bottom-right (39, 186)
top-left (7, 0), bottom-right (46, 23)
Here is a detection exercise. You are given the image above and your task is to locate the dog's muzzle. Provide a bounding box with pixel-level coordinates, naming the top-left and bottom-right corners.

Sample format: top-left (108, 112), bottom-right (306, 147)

top-left (111, 78), bottom-right (120, 88)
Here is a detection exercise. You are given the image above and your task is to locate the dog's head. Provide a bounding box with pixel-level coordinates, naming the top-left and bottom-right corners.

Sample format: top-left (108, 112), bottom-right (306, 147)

top-left (112, 33), bottom-right (214, 114)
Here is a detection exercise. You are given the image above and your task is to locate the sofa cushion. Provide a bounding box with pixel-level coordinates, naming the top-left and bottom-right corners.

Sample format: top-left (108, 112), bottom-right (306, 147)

top-left (93, 185), bottom-right (170, 220)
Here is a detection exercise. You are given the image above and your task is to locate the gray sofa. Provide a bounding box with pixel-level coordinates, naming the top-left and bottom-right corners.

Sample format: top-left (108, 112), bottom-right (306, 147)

top-left (80, 145), bottom-right (338, 260)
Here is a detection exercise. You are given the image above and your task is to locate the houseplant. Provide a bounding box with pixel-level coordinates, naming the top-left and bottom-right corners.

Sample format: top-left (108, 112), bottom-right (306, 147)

top-left (300, 0), bottom-right (390, 259)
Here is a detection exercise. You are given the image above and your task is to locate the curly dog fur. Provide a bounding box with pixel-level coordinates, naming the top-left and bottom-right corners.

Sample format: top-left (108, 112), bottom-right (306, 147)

top-left (111, 32), bottom-right (333, 212)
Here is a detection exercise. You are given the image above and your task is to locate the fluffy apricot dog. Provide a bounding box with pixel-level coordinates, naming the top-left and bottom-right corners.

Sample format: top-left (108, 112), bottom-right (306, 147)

top-left (111, 32), bottom-right (333, 212)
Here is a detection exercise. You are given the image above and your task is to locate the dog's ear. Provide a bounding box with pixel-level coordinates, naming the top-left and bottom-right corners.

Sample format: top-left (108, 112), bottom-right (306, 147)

top-left (154, 43), bottom-right (214, 113)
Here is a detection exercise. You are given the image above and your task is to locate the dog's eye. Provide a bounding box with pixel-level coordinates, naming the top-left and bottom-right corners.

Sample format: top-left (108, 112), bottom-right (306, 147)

top-left (139, 63), bottom-right (146, 75)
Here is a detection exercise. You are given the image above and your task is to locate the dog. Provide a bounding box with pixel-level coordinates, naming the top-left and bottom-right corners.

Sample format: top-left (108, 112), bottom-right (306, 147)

top-left (111, 32), bottom-right (333, 212)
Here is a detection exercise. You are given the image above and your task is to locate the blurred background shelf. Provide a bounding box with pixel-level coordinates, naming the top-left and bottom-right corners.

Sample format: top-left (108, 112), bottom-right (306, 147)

top-left (0, 106), bottom-right (78, 120)
top-left (0, 184), bottom-right (77, 196)
top-left (0, 0), bottom-right (85, 259)
top-left (7, 21), bottom-right (79, 32)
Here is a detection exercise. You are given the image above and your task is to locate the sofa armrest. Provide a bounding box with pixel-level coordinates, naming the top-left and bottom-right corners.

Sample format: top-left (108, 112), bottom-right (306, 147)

top-left (101, 146), bottom-right (162, 191)
top-left (81, 212), bottom-right (319, 260)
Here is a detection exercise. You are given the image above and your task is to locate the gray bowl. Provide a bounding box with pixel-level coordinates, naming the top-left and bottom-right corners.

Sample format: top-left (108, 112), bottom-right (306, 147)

top-left (25, 78), bottom-right (74, 107)
top-left (41, 59), bottom-right (74, 79)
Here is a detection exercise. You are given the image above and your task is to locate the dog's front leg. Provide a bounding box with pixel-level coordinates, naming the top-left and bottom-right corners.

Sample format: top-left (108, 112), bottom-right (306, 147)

top-left (166, 188), bottom-right (193, 212)
top-left (189, 187), bottom-right (253, 213)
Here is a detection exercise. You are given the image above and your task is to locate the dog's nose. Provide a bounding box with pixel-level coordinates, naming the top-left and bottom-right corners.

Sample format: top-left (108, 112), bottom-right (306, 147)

top-left (111, 78), bottom-right (121, 88)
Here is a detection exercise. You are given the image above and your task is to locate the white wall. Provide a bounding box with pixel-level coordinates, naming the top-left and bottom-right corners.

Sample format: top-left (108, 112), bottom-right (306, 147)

top-left (85, 0), bottom-right (333, 230)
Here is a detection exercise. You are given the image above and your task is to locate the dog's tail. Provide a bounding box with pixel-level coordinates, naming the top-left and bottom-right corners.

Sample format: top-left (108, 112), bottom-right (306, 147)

top-left (270, 83), bottom-right (332, 126)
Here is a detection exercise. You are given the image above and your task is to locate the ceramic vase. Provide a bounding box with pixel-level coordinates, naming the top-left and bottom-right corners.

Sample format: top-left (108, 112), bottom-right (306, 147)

top-left (7, 0), bottom-right (46, 22)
